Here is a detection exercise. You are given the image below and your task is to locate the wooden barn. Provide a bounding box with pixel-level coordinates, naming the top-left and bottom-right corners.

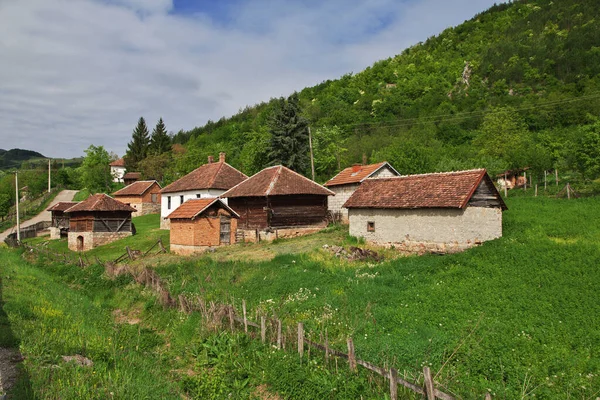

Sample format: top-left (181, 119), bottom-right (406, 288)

top-left (221, 165), bottom-right (334, 242)
top-left (123, 172), bottom-right (142, 186)
top-left (113, 180), bottom-right (161, 217)
top-left (344, 169), bottom-right (507, 254)
top-left (64, 194), bottom-right (136, 252)
top-left (324, 161), bottom-right (399, 223)
top-left (167, 198), bottom-right (239, 255)
top-left (47, 201), bottom-right (78, 239)
top-left (159, 153), bottom-right (247, 229)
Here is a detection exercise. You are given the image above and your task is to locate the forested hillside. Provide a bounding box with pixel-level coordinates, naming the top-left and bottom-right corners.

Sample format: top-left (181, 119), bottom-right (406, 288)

top-left (0, 149), bottom-right (45, 170)
top-left (163, 0), bottom-right (600, 184)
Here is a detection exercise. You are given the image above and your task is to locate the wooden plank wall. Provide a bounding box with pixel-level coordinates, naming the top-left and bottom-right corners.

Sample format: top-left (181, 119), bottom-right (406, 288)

top-left (468, 180), bottom-right (504, 208)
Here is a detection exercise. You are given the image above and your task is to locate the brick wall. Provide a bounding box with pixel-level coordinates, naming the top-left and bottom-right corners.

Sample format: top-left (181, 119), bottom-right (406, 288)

top-left (170, 216), bottom-right (238, 255)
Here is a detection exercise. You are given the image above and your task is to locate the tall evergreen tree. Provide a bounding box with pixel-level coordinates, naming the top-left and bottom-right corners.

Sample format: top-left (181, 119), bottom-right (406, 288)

top-left (125, 117), bottom-right (150, 171)
top-left (149, 117), bottom-right (171, 155)
top-left (267, 93), bottom-right (310, 174)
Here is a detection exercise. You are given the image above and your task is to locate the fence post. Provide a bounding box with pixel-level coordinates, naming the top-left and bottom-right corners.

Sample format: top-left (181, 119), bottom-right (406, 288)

top-left (298, 322), bottom-right (304, 358)
top-left (242, 300), bottom-right (248, 333)
top-left (261, 316), bottom-right (266, 344)
top-left (277, 319), bottom-right (282, 349)
top-left (535, 184), bottom-right (538, 197)
top-left (423, 366), bottom-right (435, 400)
top-left (325, 329), bottom-right (330, 364)
top-left (347, 337), bottom-right (357, 373)
top-left (389, 368), bottom-right (398, 400)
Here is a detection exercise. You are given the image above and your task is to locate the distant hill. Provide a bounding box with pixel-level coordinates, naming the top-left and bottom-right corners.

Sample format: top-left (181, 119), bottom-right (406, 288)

top-left (0, 148), bottom-right (46, 170)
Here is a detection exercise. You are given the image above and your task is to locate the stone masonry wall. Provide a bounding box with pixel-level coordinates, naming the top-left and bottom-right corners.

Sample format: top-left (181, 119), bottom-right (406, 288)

top-left (349, 207), bottom-right (502, 251)
top-left (327, 184), bottom-right (358, 223)
top-left (68, 231), bottom-right (131, 252)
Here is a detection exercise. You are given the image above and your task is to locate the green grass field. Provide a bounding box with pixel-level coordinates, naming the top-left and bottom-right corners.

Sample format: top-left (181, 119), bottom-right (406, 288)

top-left (3, 195), bottom-right (600, 398)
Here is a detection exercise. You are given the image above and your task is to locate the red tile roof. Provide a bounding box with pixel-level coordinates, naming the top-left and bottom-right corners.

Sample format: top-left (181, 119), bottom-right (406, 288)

top-left (324, 162), bottom-right (399, 187)
top-left (109, 158), bottom-right (126, 167)
top-left (64, 194), bottom-right (137, 213)
top-left (222, 165), bottom-right (335, 198)
top-left (167, 198), bottom-right (239, 220)
top-left (160, 162), bottom-right (247, 194)
top-left (113, 180), bottom-right (160, 197)
top-left (344, 169), bottom-right (505, 210)
top-left (47, 202), bottom-right (79, 212)
top-left (123, 172), bottom-right (141, 180)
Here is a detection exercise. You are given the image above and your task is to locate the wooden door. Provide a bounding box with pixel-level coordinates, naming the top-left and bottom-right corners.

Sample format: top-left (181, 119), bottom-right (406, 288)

top-left (220, 218), bottom-right (231, 245)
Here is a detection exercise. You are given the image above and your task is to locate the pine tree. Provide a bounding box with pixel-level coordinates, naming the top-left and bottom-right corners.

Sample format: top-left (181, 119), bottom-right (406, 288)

top-left (149, 117), bottom-right (171, 155)
top-left (267, 93), bottom-right (310, 174)
top-left (125, 117), bottom-right (150, 171)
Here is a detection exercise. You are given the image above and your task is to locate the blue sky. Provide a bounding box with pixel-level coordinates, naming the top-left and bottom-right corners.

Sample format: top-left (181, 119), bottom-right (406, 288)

top-left (0, 0), bottom-right (503, 158)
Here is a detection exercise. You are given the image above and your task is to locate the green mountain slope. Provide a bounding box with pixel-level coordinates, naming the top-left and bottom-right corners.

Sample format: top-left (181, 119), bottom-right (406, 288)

top-left (168, 0), bottom-right (600, 184)
top-left (0, 148), bottom-right (46, 170)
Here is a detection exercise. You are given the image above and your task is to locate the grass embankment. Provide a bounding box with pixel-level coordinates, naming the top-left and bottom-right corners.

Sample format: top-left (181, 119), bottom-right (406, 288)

top-left (0, 189), bottom-right (61, 233)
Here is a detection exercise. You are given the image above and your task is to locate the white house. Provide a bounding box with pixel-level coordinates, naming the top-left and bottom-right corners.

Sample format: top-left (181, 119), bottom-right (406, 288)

top-left (159, 153), bottom-right (247, 229)
top-left (324, 161), bottom-right (399, 223)
top-left (344, 169), bottom-right (507, 254)
top-left (109, 158), bottom-right (126, 183)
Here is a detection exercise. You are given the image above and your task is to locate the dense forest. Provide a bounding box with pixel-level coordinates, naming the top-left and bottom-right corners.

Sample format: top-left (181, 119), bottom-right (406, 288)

top-left (0, 148), bottom-right (45, 170)
top-left (159, 0), bottom-right (600, 185)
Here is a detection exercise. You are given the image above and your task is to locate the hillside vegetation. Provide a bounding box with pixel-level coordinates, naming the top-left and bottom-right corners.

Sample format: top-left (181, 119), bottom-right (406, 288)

top-left (161, 0), bottom-right (600, 186)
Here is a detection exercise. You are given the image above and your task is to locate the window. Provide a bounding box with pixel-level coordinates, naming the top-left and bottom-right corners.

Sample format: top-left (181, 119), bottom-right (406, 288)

top-left (167, 196), bottom-right (171, 209)
top-left (196, 194), bottom-right (201, 199)
top-left (180, 195), bottom-right (184, 205)
top-left (367, 221), bottom-right (375, 232)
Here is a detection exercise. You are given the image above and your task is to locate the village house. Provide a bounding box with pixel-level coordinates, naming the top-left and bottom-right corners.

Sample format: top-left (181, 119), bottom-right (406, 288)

top-left (47, 201), bottom-right (78, 239)
top-left (123, 172), bottom-right (142, 186)
top-left (159, 153), bottom-right (247, 229)
top-left (344, 169), bottom-right (507, 253)
top-left (324, 161), bottom-right (399, 223)
top-left (496, 168), bottom-right (529, 190)
top-left (221, 165), bottom-right (335, 242)
top-left (167, 198), bottom-right (239, 255)
top-left (109, 158), bottom-right (126, 183)
top-left (113, 180), bottom-right (161, 217)
top-left (64, 194), bottom-right (136, 252)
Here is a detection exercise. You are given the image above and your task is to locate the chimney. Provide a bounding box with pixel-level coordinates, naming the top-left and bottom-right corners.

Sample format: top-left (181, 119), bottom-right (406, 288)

top-left (352, 164), bottom-right (361, 173)
top-left (362, 153), bottom-right (367, 165)
top-left (219, 152), bottom-right (226, 163)
top-left (207, 155), bottom-right (214, 164)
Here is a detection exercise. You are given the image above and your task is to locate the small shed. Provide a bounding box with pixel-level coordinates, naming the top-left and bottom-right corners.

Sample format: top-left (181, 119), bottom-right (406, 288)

top-left (222, 165), bottom-right (334, 242)
top-left (167, 198), bottom-right (239, 255)
top-left (344, 169), bottom-right (507, 253)
top-left (113, 180), bottom-right (161, 217)
top-left (123, 172), bottom-right (141, 186)
top-left (324, 161), bottom-right (399, 223)
top-left (47, 201), bottom-right (78, 239)
top-left (64, 194), bottom-right (136, 252)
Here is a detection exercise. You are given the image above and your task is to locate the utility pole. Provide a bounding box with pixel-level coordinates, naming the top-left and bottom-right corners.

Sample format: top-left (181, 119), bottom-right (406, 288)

top-left (308, 126), bottom-right (315, 181)
top-left (15, 171), bottom-right (20, 242)
top-left (48, 159), bottom-right (51, 193)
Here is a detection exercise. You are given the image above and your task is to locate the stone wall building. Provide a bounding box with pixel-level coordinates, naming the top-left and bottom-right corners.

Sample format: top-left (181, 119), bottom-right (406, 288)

top-left (109, 158), bottom-right (126, 183)
top-left (47, 201), bottom-right (78, 239)
top-left (159, 153), bottom-right (247, 229)
top-left (64, 194), bottom-right (136, 252)
top-left (344, 169), bottom-right (507, 253)
top-left (324, 162), bottom-right (399, 223)
top-left (113, 180), bottom-right (161, 217)
top-left (168, 198), bottom-right (239, 255)
top-left (222, 165), bottom-right (334, 242)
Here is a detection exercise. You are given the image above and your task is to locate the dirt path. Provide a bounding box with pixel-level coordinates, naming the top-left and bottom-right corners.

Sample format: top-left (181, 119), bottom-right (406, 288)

top-left (0, 190), bottom-right (78, 243)
top-left (0, 348), bottom-right (22, 397)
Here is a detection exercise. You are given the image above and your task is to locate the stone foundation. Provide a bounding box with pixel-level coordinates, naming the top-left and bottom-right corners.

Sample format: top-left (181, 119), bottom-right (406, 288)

top-left (49, 227), bottom-right (61, 240)
top-left (68, 231), bottom-right (132, 252)
top-left (375, 239), bottom-right (476, 255)
top-left (160, 218), bottom-right (171, 230)
top-left (131, 202), bottom-right (161, 218)
top-left (239, 226), bottom-right (325, 243)
top-left (170, 243), bottom-right (212, 256)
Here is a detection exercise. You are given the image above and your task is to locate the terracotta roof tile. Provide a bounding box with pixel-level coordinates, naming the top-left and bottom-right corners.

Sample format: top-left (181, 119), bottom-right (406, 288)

top-left (222, 166), bottom-right (334, 198)
top-left (47, 202), bottom-right (79, 212)
top-left (324, 162), bottom-right (398, 187)
top-left (113, 180), bottom-right (160, 197)
top-left (167, 198), bottom-right (239, 219)
top-left (109, 158), bottom-right (126, 167)
top-left (344, 169), bottom-right (504, 209)
top-left (161, 162), bottom-right (247, 194)
top-left (64, 194), bottom-right (137, 213)
top-left (123, 172), bottom-right (141, 180)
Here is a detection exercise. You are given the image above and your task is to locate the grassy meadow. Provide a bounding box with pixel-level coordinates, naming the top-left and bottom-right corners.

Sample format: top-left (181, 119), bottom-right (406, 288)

top-left (2, 194), bottom-right (599, 398)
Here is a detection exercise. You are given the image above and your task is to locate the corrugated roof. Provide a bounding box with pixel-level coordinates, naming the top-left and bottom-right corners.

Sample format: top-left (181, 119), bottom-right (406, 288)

top-left (64, 194), bottom-right (137, 213)
top-left (324, 162), bottom-right (399, 187)
top-left (160, 162), bottom-right (247, 194)
top-left (47, 202), bottom-right (79, 212)
top-left (113, 180), bottom-right (160, 197)
top-left (344, 169), bottom-right (505, 209)
top-left (109, 158), bottom-right (126, 167)
top-left (166, 198), bottom-right (239, 219)
top-left (221, 165), bottom-right (335, 198)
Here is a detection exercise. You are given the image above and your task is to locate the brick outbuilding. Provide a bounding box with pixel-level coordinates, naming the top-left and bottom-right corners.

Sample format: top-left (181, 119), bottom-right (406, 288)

top-left (113, 180), bottom-right (161, 217)
top-left (167, 198), bottom-right (239, 255)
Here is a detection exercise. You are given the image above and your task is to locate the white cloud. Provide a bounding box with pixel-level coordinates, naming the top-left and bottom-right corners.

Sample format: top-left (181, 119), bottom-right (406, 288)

top-left (0, 0), bottom-right (502, 158)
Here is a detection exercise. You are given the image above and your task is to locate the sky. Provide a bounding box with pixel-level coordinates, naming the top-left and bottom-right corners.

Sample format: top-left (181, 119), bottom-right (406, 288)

top-left (0, 0), bottom-right (503, 159)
